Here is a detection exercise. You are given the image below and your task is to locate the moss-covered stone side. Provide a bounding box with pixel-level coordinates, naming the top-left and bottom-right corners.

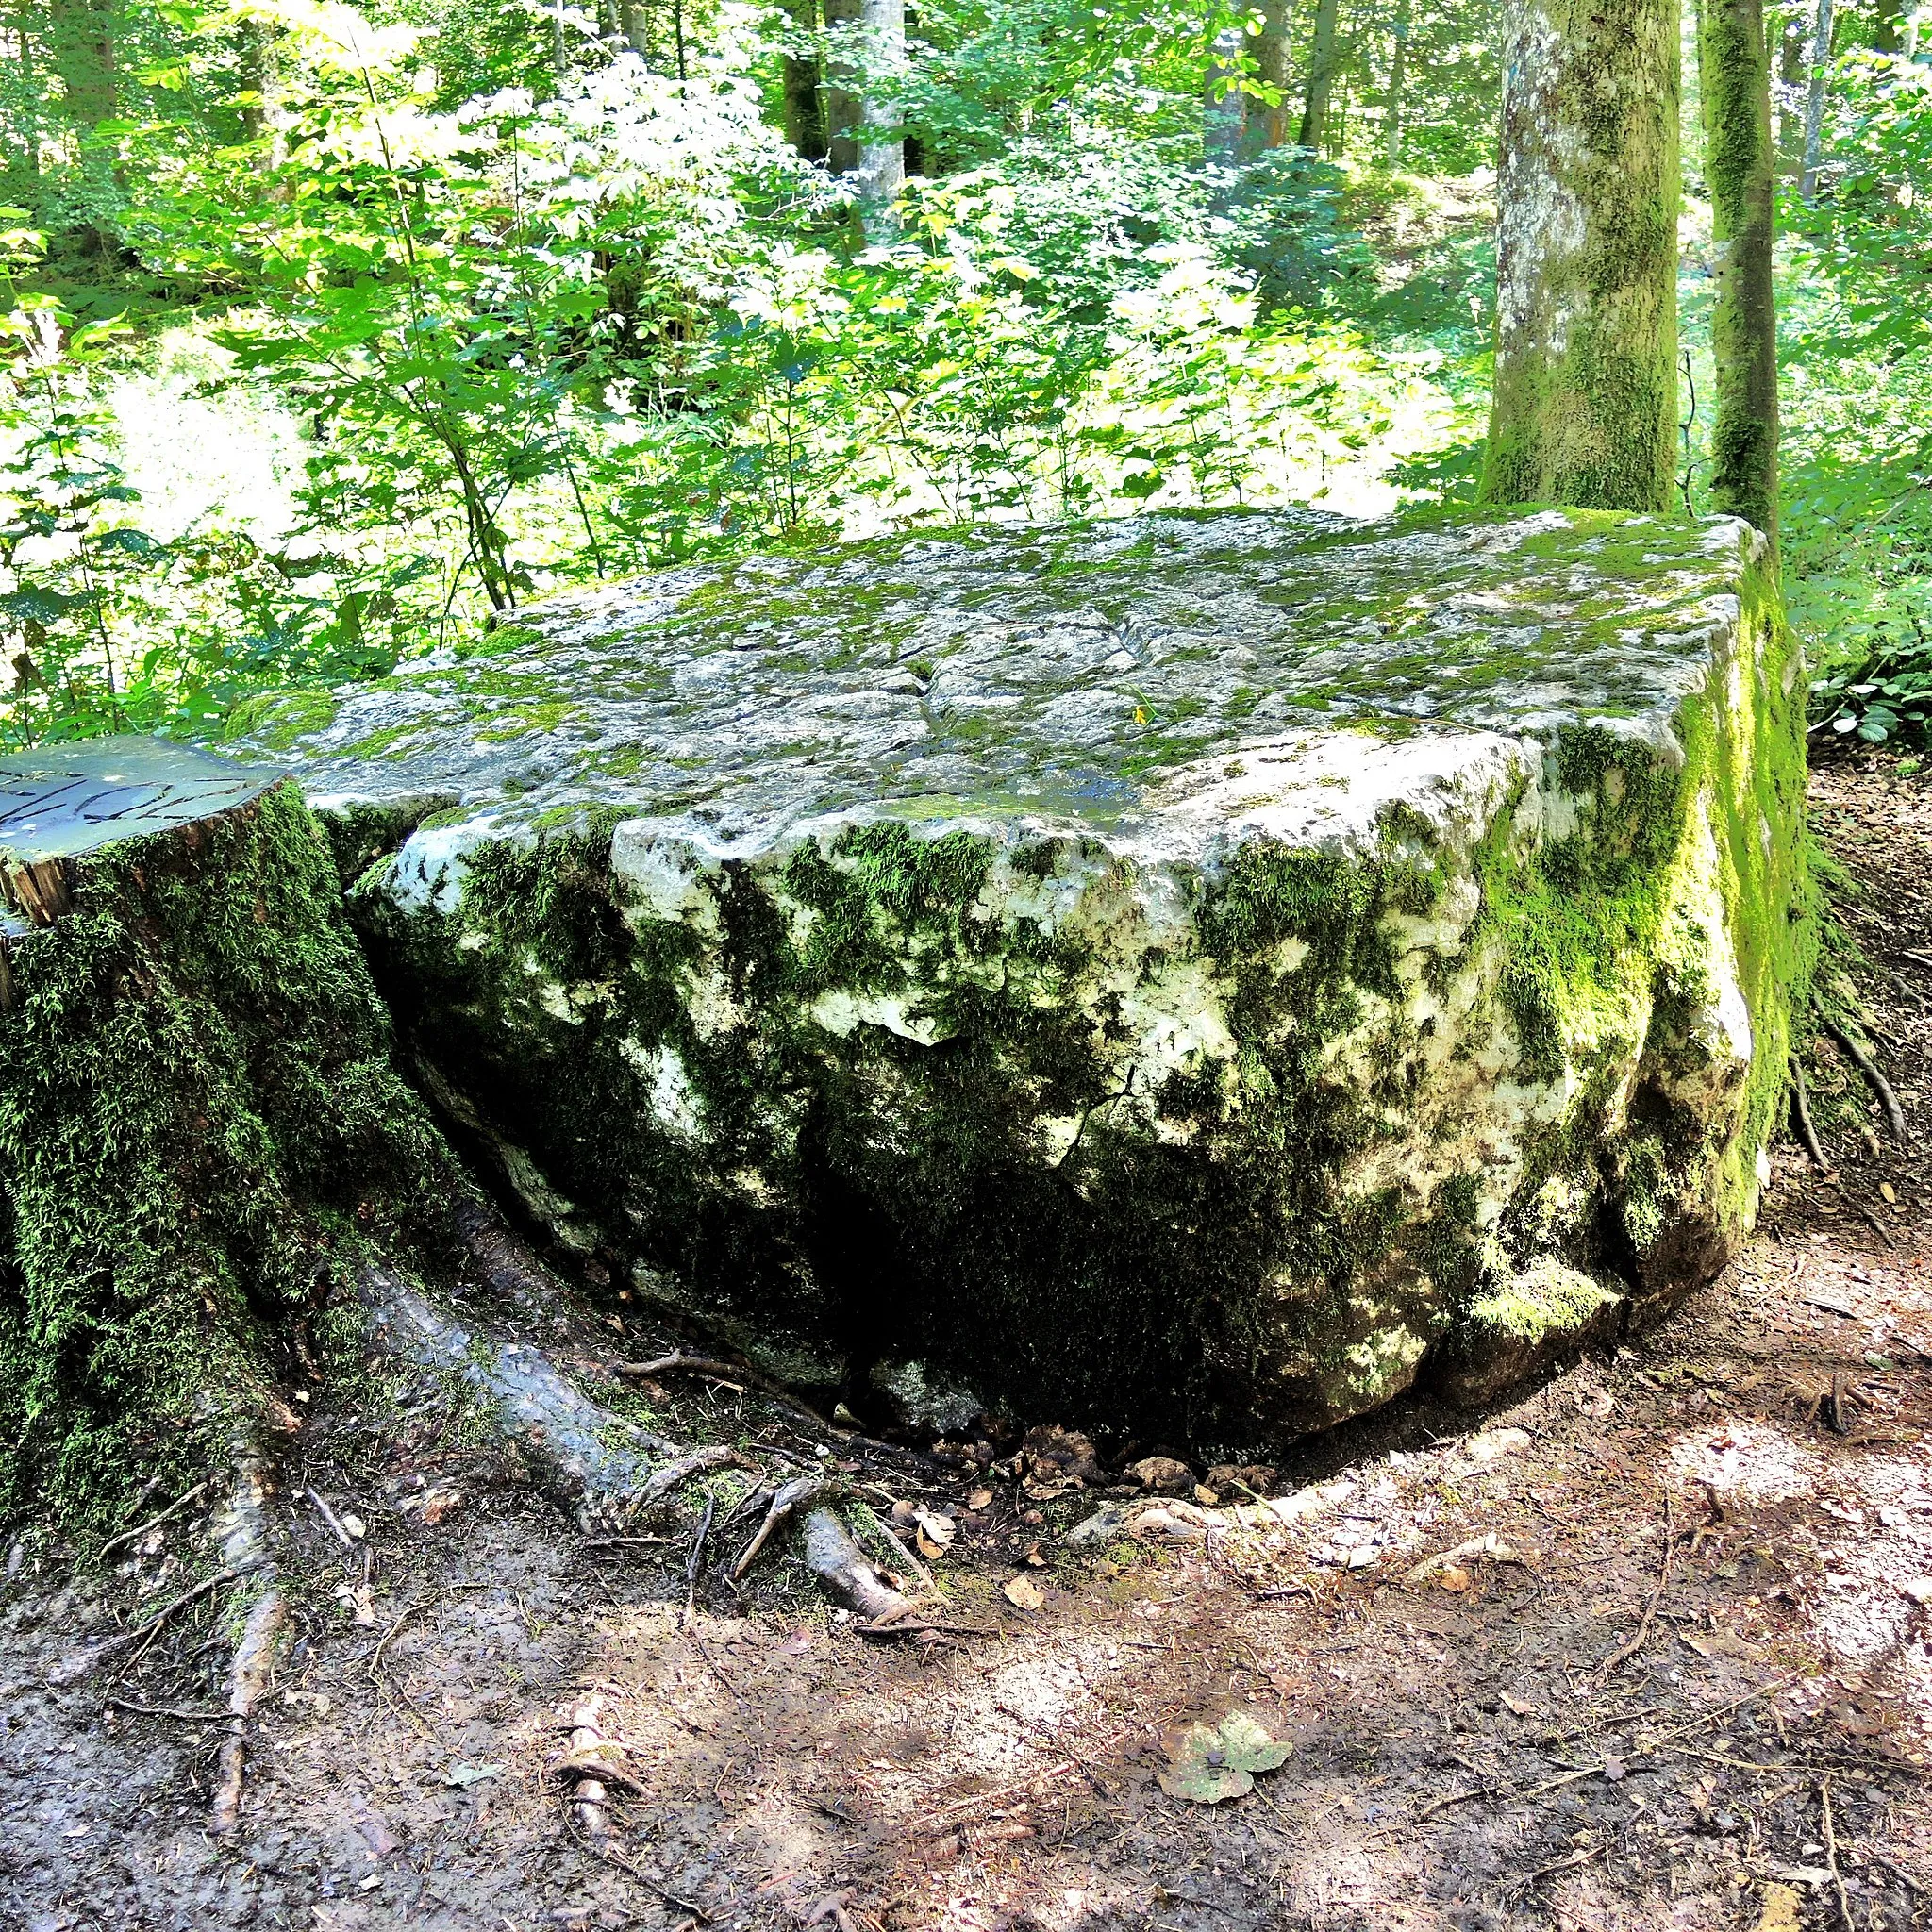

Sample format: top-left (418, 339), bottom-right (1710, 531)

top-left (229, 505), bottom-right (1810, 1451)
top-left (0, 784), bottom-right (451, 1529)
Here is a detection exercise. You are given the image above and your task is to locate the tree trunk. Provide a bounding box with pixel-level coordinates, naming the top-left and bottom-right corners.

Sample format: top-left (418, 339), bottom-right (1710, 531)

top-left (619, 0), bottom-right (648, 56)
top-left (1799, 0), bottom-right (1834, 200)
top-left (781, 0), bottom-right (826, 159)
top-left (1702, 0), bottom-right (1779, 541)
top-left (824, 0), bottom-right (860, 175)
top-left (1207, 26), bottom-right (1246, 157)
top-left (1478, 0), bottom-right (1680, 511)
top-left (1384, 0), bottom-right (1410, 167)
top-left (855, 0), bottom-right (904, 239)
top-left (1248, 0), bottom-right (1294, 151)
top-left (1777, 19), bottom-right (1806, 164)
top-left (1298, 0), bottom-right (1344, 150)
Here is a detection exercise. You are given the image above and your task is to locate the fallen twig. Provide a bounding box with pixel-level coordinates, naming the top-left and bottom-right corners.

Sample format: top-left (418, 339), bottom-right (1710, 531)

top-left (106, 1695), bottom-right (225, 1722)
top-left (617, 1352), bottom-right (839, 1432)
top-left (683, 1491), bottom-right (715, 1626)
top-left (1824, 1019), bottom-right (1908, 1142)
top-left (97, 1481), bottom-right (208, 1563)
top-left (1821, 1777), bottom-right (1855, 1931)
top-left (1598, 1488), bottom-right (1673, 1679)
top-left (305, 1487), bottom-right (356, 1551)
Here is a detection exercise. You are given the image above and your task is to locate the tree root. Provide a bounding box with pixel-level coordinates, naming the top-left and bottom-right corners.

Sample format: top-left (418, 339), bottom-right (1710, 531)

top-left (1824, 1019), bottom-right (1908, 1142)
top-left (801, 1507), bottom-right (915, 1624)
top-left (361, 1262), bottom-right (692, 1524)
top-left (732, 1476), bottom-right (830, 1579)
top-left (1790, 1058), bottom-right (1828, 1168)
top-left (209, 1442), bottom-right (287, 1833)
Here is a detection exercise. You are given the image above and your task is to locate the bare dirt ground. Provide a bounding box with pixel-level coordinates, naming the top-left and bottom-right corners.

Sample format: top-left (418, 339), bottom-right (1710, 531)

top-left (5, 754), bottom-right (1932, 1932)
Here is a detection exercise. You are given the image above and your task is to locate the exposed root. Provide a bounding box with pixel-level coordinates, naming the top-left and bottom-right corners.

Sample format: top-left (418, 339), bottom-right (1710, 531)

top-left (802, 1507), bottom-right (915, 1624)
top-left (732, 1475), bottom-right (830, 1579)
top-left (1790, 1058), bottom-right (1828, 1168)
top-left (556, 1692), bottom-right (641, 1838)
top-left (210, 1442), bottom-right (287, 1834)
top-left (361, 1262), bottom-right (681, 1523)
top-left (1825, 1019), bottom-right (1908, 1142)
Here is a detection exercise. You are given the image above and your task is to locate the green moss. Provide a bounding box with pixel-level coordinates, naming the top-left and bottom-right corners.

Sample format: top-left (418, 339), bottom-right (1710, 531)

top-left (1463, 1257), bottom-right (1621, 1347)
top-left (0, 784), bottom-right (453, 1534)
top-left (221, 687), bottom-right (341, 752)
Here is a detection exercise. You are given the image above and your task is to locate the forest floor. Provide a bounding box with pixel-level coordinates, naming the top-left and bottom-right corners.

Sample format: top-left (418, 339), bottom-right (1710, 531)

top-left (5, 755), bottom-right (1932, 1932)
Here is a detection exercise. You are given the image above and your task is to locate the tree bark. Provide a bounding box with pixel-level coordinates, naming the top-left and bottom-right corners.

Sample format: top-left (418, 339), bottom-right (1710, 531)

top-left (855, 0), bottom-right (905, 240)
top-left (1702, 0), bottom-right (1779, 541)
top-left (781, 0), bottom-right (826, 159)
top-left (824, 0), bottom-right (860, 175)
top-left (1792, 0), bottom-right (1839, 199)
top-left (1247, 0), bottom-right (1294, 151)
top-left (1206, 26), bottom-right (1246, 157)
top-left (619, 0), bottom-right (648, 56)
top-left (1298, 0), bottom-right (1344, 150)
top-left (1799, 0), bottom-right (1834, 200)
top-left (1478, 0), bottom-right (1681, 511)
top-left (1384, 0), bottom-right (1411, 167)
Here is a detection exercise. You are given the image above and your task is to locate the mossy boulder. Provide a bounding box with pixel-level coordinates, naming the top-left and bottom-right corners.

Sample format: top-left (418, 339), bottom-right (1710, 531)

top-left (0, 741), bottom-right (449, 1527)
top-left (227, 504), bottom-right (1811, 1450)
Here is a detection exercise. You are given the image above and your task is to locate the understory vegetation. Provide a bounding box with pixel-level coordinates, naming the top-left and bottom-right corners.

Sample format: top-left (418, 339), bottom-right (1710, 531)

top-left (0, 0), bottom-right (1926, 752)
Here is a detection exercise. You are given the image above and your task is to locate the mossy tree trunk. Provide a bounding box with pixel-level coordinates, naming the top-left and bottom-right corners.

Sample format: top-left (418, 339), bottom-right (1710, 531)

top-left (1701, 0), bottom-right (1779, 541)
top-left (1298, 0), bottom-right (1344, 150)
top-left (1478, 0), bottom-right (1681, 511)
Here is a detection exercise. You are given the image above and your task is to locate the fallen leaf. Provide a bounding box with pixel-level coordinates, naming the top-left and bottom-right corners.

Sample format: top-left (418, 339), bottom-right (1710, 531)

top-left (1023, 1541), bottom-right (1046, 1567)
top-left (1158, 1711), bottom-right (1292, 1805)
top-left (1003, 1576), bottom-right (1045, 1611)
top-left (968, 1489), bottom-right (994, 1511)
top-left (1881, 1182), bottom-right (1897, 1205)
top-left (441, 1761), bottom-right (504, 1789)
top-left (1500, 1691), bottom-right (1535, 1717)
top-left (1437, 1565), bottom-right (1473, 1593)
top-left (912, 1507), bottom-right (956, 1554)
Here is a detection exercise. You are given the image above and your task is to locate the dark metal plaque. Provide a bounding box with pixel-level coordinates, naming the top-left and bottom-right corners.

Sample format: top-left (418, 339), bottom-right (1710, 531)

top-left (0, 739), bottom-right (284, 863)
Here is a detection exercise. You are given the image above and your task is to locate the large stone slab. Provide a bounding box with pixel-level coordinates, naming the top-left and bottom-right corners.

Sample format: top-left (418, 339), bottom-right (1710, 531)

top-left (225, 506), bottom-right (1810, 1447)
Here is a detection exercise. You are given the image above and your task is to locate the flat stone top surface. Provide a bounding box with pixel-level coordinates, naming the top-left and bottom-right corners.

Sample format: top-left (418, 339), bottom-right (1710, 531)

top-left (234, 506), bottom-right (1760, 851)
top-left (0, 739), bottom-right (282, 863)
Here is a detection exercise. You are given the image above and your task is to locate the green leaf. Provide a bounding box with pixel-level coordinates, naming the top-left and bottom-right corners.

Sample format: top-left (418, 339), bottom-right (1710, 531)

top-left (1158, 1712), bottom-right (1291, 1805)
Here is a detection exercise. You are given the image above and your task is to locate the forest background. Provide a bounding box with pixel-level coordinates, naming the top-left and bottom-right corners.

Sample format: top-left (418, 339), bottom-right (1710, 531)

top-left (0, 0), bottom-right (1926, 754)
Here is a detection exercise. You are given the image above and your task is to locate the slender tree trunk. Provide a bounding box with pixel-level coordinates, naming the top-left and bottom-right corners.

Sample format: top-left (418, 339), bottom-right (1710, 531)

top-left (824, 0), bottom-right (860, 175)
top-left (1298, 0), bottom-right (1344, 150)
top-left (1384, 0), bottom-right (1410, 166)
top-left (1799, 0), bottom-right (1834, 200)
top-left (781, 0), bottom-right (826, 158)
top-left (619, 0), bottom-right (648, 55)
top-left (855, 0), bottom-right (904, 239)
top-left (1777, 19), bottom-right (1806, 163)
top-left (1248, 0), bottom-right (1294, 150)
top-left (1206, 26), bottom-right (1245, 156)
top-left (1479, 0), bottom-right (1681, 510)
top-left (1702, 0), bottom-right (1779, 540)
